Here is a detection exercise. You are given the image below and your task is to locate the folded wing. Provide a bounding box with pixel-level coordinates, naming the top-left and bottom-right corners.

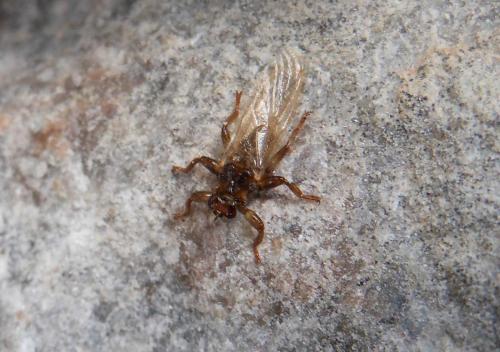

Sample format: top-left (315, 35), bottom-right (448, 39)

top-left (222, 50), bottom-right (307, 178)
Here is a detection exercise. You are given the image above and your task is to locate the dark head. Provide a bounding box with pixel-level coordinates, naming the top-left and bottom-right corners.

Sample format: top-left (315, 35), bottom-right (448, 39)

top-left (208, 194), bottom-right (236, 219)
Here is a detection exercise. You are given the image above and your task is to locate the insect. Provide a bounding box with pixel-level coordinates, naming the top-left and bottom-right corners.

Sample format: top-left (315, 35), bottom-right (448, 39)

top-left (172, 50), bottom-right (320, 264)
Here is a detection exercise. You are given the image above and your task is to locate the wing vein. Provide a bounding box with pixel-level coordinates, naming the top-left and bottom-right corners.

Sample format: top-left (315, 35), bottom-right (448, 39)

top-left (222, 49), bottom-right (307, 176)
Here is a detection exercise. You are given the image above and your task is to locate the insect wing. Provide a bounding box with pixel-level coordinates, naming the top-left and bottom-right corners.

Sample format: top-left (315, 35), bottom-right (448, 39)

top-left (222, 50), bottom-right (306, 175)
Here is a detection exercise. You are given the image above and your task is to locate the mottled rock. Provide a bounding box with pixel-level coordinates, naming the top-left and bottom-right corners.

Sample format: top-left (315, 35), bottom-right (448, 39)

top-left (0, 0), bottom-right (498, 351)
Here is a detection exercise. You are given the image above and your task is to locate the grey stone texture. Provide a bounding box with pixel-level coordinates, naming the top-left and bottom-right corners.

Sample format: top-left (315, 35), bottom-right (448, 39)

top-left (0, 0), bottom-right (498, 351)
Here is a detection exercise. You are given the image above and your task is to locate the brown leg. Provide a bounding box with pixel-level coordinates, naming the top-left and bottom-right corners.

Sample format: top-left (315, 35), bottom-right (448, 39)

top-left (221, 91), bottom-right (242, 146)
top-left (265, 111), bottom-right (311, 173)
top-left (258, 176), bottom-right (320, 203)
top-left (174, 191), bottom-right (212, 220)
top-left (172, 156), bottom-right (220, 175)
top-left (237, 205), bottom-right (265, 264)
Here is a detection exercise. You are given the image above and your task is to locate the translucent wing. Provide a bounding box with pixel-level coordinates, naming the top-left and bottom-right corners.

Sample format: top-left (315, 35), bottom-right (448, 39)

top-left (222, 50), bottom-right (307, 178)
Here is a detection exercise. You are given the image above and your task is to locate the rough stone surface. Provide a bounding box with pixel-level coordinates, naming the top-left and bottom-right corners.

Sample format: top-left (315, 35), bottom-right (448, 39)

top-left (0, 1), bottom-right (498, 351)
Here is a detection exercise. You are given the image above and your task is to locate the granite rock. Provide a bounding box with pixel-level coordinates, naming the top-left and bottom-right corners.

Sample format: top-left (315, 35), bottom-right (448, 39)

top-left (0, 0), bottom-right (498, 351)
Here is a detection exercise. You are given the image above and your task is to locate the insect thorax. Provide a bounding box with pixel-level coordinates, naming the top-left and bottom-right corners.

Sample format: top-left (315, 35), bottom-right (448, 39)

top-left (218, 162), bottom-right (254, 195)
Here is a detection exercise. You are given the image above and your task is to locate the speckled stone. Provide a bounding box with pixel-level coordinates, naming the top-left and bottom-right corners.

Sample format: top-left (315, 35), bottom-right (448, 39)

top-left (0, 1), bottom-right (498, 351)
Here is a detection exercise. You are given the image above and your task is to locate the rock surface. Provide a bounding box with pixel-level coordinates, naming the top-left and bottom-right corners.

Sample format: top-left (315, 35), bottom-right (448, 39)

top-left (0, 0), bottom-right (498, 351)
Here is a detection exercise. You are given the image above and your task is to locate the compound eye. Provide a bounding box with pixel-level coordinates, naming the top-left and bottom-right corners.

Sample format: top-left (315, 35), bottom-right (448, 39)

top-left (227, 206), bottom-right (236, 218)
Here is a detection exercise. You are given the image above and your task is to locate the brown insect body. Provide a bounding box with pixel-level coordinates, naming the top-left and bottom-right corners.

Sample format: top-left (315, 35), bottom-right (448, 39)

top-left (172, 50), bottom-right (320, 263)
top-left (209, 162), bottom-right (252, 219)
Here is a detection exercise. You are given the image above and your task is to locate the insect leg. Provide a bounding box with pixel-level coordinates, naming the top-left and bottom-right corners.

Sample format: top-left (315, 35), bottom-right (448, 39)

top-left (237, 205), bottom-right (265, 264)
top-left (221, 91), bottom-right (242, 146)
top-left (174, 191), bottom-right (212, 220)
top-left (265, 111), bottom-right (311, 173)
top-left (257, 176), bottom-right (320, 203)
top-left (172, 156), bottom-right (221, 175)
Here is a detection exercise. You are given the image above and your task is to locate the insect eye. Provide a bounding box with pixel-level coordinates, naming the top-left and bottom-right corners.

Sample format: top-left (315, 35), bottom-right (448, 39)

top-left (226, 206), bottom-right (236, 218)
